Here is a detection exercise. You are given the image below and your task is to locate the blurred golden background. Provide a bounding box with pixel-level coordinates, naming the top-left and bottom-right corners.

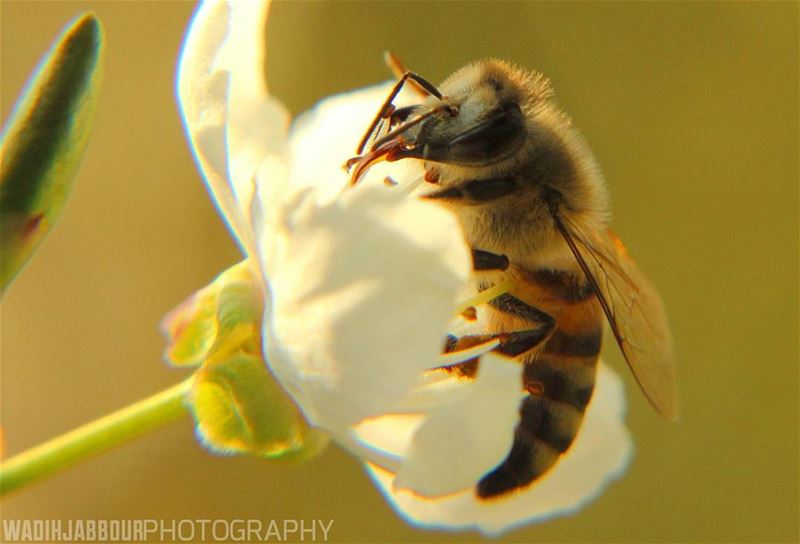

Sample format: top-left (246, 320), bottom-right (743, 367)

top-left (1, 1), bottom-right (797, 542)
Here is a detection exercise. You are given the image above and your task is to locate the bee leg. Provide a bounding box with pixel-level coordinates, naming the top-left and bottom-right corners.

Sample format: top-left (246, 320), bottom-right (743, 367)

top-left (445, 274), bottom-right (555, 376)
top-left (495, 326), bottom-right (554, 357)
top-left (440, 320), bottom-right (555, 378)
top-left (447, 326), bottom-right (555, 359)
top-left (461, 178), bottom-right (518, 202)
top-left (440, 334), bottom-right (482, 377)
top-left (423, 177), bottom-right (518, 204)
top-left (388, 105), bottom-right (416, 128)
top-left (356, 70), bottom-right (444, 155)
top-left (488, 293), bottom-right (556, 330)
top-left (471, 249), bottom-right (509, 271)
top-left (384, 51), bottom-right (433, 98)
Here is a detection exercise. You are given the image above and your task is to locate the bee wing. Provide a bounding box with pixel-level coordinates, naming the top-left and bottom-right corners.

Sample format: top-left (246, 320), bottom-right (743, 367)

top-left (554, 213), bottom-right (679, 420)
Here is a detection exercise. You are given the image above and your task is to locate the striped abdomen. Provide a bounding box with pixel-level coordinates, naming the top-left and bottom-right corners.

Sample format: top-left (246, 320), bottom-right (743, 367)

top-left (476, 266), bottom-right (603, 498)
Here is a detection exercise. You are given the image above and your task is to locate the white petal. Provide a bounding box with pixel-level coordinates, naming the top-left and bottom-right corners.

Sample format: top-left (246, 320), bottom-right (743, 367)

top-left (256, 184), bottom-right (471, 429)
top-left (354, 413), bottom-right (425, 462)
top-left (177, 0), bottom-right (290, 254)
top-left (223, 1), bottom-right (290, 210)
top-left (365, 363), bottom-right (634, 536)
top-left (393, 354), bottom-right (523, 498)
top-left (287, 82), bottom-right (423, 204)
top-left (350, 373), bottom-right (474, 466)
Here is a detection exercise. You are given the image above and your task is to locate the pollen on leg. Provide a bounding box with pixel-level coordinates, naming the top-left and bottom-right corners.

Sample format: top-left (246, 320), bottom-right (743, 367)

top-left (454, 280), bottom-right (512, 315)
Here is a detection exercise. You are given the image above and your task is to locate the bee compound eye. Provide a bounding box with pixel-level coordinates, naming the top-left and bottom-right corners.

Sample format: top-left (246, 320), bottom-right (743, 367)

top-left (444, 103), bottom-right (526, 164)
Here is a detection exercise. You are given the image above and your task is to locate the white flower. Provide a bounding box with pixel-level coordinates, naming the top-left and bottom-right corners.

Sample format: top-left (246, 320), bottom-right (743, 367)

top-left (177, 0), bottom-right (633, 535)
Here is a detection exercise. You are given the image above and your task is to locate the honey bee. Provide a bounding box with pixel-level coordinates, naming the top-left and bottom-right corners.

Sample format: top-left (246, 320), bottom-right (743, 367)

top-left (347, 56), bottom-right (678, 498)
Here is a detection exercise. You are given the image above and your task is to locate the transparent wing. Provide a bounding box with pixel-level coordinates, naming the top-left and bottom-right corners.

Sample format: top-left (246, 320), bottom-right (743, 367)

top-left (554, 213), bottom-right (679, 420)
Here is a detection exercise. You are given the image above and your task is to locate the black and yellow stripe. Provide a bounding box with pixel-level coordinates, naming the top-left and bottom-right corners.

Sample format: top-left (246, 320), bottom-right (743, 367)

top-left (476, 267), bottom-right (602, 499)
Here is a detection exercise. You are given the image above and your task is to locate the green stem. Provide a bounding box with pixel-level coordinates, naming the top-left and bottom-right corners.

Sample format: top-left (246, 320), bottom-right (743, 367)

top-left (0, 378), bottom-right (193, 496)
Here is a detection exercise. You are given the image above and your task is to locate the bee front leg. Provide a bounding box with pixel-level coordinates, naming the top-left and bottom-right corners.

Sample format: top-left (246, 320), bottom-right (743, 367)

top-left (471, 249), bottom-right (509, 271)
top-left (423, 177), bottom-right (518, 204)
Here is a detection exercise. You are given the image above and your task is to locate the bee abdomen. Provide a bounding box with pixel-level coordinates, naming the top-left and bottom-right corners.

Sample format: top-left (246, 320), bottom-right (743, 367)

top-left (543, 328), bottom-right (603, 359)
top-left (524, 353), bottom-right (598, 409)
top-left (477, 356), bottom-right (598, 499)
top-left (472, 266), bottom-right (603, 499)
top-left (476, 393), bottom-right (587, 498)
top-left (476, 302), bottom-right (601, 499)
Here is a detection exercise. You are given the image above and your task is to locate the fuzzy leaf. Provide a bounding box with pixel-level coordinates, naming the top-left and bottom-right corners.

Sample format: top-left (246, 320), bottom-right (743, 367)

top-left (0, 13), bottom-right (103, 294)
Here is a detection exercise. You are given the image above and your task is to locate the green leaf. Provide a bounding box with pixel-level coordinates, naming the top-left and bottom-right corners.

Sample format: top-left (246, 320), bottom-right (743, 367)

top-left (0, 13), bottom-right (104, 294)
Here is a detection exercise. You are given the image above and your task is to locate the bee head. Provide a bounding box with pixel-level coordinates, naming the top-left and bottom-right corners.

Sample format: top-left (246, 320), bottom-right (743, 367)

top-left (402, 59), bottom-right (554, 168)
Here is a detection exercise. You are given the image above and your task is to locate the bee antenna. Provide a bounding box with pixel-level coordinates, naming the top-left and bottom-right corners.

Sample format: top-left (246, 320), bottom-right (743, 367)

top-left (370, 103), bottom-right (455, 150)
top-left (356, 61), bottom-right (447, 155)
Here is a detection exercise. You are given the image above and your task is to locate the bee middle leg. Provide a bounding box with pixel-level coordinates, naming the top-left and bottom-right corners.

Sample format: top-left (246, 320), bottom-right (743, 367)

top-left (441, 319), bottom-right (555, 380)
top-left (444, 323), bottom-right (554, 365)
top-left (444, 248), bottom-right (555, 377)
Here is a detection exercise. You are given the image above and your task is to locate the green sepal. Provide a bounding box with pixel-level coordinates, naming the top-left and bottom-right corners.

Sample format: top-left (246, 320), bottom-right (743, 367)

top-left (0, 13), bottom-right (104, 294)
top-left (162, 276), bottom-right (224, 368)
top-left (162, 261), bottom-right (260, 367)
top-left (191, 352), bottom-right (328, 460)
top-left (162, 261), bottom-right (328, 461)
